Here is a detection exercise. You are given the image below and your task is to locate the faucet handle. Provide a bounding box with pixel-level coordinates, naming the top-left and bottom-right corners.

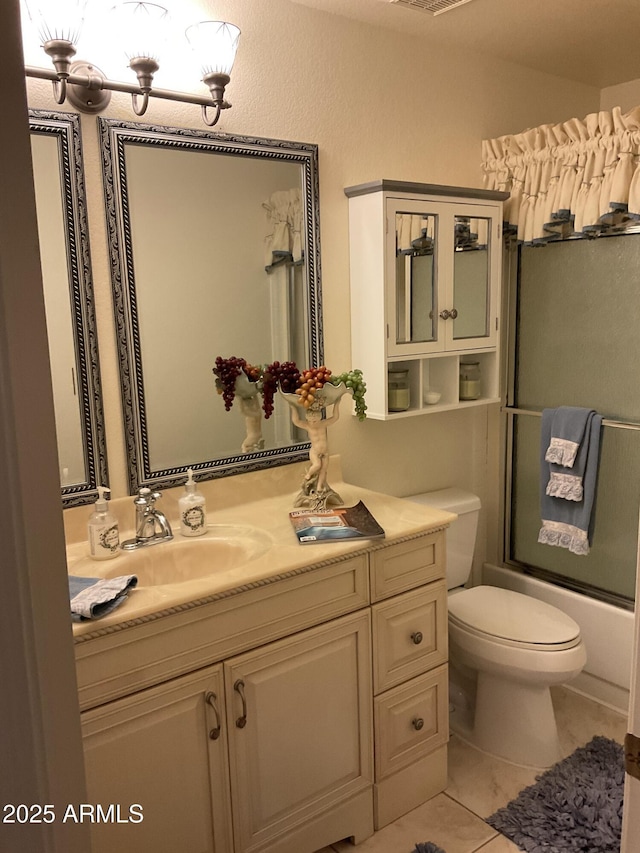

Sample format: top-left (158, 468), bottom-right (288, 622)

top-left (135, 487), bottom-right (154, 506)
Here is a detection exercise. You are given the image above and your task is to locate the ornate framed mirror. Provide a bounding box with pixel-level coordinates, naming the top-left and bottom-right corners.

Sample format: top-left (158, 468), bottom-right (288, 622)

top-left (99, 118), bottom-right (323, 493)
top-left (30, 109), bottom-right (108, 506)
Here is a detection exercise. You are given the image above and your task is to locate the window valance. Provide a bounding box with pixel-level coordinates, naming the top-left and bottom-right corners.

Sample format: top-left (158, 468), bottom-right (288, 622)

top-left (482, 105), bottom-right (640, 244)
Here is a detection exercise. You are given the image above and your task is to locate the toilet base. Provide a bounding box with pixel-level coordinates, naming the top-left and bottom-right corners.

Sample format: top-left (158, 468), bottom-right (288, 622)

top-left (472, 671), bottom-right (562, 768)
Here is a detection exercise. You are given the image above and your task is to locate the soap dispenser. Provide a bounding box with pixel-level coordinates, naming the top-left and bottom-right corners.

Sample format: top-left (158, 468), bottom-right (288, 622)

top-left (179, 468), bottom-right (207, 537)
top-left (88, 486), bottom-right (120, 560)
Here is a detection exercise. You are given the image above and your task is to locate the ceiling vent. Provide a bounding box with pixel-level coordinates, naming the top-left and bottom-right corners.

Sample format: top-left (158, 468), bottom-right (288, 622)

top-left (388, 0), bottom-right (475, 15)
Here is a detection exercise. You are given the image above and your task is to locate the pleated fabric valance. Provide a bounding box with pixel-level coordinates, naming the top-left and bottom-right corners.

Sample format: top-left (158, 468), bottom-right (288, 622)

top-left (263, 188), bottom-right (303, 271)
top-left (482, 105), bottom-right (640, 244)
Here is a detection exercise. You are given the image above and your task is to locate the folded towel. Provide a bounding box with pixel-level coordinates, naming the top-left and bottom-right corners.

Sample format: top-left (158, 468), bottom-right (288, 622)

top-left (69, 574), bottom-right (138, 622)
top-left (538, 408), bottom-right (602, 555)
top-left (544, 406), bottom-right (595, 468)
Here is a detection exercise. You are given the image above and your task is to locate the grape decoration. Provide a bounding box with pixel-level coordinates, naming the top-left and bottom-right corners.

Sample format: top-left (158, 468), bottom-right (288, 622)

top-left (213, 356), bottom-right (246, 411)
top-left (330, 369), bottom-right (367, 421)
top-left (295, 366), bottom-right (331, 410)
top-left (263, 361), bottom-right (300, 419)
top-left (213, 356), bottom-right (366, 420)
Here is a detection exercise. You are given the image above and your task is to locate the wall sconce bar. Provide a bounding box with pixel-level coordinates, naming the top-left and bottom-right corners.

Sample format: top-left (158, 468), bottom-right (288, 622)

top-left (25, 62), bottom-right (231, 125)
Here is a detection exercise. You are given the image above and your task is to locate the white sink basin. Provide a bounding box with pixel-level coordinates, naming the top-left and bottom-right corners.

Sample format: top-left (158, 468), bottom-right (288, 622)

top-left (70, 525), bottom-right (273, 587)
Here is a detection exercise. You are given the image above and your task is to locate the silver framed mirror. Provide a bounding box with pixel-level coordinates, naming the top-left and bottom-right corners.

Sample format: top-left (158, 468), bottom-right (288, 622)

top-left (99, 118), bottom-right (323, 494)
top-left (30, 109), bottom-right (108, 507)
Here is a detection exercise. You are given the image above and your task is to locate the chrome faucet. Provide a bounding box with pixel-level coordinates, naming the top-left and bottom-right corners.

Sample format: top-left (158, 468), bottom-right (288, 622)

top-left (121, 487), bottom-right (173, 550)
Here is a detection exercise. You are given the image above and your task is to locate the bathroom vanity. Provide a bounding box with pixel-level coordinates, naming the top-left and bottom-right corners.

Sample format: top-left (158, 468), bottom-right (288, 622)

top-left (66, 461), bottom-right (453, 853)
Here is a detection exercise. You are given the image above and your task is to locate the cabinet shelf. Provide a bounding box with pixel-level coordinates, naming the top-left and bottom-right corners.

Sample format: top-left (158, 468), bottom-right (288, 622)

top-left (345, 180), bottom-right (507, 419)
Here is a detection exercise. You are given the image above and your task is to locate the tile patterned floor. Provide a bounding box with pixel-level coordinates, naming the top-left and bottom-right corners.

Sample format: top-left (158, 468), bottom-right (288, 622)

top-left (315, 685), bottom-right (627, 853)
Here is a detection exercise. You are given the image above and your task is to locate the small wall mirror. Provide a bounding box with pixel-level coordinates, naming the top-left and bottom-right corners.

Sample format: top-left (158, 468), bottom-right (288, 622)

top-left (99, 119), bottom-right (322, 493)
top-left (30, 109), bottom-right (108, 507)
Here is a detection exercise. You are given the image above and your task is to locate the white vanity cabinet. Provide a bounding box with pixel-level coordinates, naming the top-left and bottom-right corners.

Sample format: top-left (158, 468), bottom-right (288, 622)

top-left (345, 180), bottom-right (508, 418)
top-left (75, 521), bottom-right (450, 852)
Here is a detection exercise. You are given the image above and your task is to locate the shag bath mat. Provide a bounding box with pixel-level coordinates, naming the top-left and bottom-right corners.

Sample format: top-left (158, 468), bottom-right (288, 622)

top-left (413, 844), bottom-right (446, 853)
top-left (487, 735), bottom-right (624, 852)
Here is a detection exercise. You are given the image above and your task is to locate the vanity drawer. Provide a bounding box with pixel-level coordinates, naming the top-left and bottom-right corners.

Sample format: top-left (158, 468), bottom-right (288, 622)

top-left (372, 581), bottom-right (447, 694)
top-left (374, 665), bottom-right (448, 781)
top-left (370, 531), bottom-right (445, 602)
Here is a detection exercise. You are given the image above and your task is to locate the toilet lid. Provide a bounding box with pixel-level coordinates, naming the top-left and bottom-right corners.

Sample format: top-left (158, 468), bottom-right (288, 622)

top-left (448, 586), bottom-right (581, 650)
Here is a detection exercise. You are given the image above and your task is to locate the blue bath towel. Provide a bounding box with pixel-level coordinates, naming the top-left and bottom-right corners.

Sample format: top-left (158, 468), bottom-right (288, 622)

top-left (69, 574), bottom-right (138, 621)
top-left (538, 408), bottom-right (602, 555)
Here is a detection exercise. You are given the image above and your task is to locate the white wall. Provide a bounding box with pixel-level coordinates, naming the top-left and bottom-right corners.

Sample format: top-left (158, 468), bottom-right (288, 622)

top-left (601, 79), bottom-right (640, 112)
top-left (24, 0), bottom-right (601, 526)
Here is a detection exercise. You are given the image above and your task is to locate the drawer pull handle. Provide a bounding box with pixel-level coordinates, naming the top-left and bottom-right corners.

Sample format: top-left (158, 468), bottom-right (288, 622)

top-left (234, 679), bottom-right (248, 728)
top-left (205, 691), bottom-right (222, 740)
top-left (411, 631), bottom-right (423, 645)
top-left (412, 717), bottom-right (425, 731)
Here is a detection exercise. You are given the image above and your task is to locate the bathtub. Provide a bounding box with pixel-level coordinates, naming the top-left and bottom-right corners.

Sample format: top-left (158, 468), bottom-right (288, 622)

top-left (482, 563), bottom-right (633, 715)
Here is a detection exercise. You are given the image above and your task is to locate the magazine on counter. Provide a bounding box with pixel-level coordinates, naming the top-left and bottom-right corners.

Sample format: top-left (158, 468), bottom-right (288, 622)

top-left (289, 501), bottom-right (385, 544)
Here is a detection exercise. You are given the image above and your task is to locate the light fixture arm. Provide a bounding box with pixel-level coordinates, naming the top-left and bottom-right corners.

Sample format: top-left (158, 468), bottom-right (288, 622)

top-left (129, 56), bottom-right (159, 117)
top-left (201, 71), bottom-right (231, 127)
top-left (42, 39), bottom-right (77, 104)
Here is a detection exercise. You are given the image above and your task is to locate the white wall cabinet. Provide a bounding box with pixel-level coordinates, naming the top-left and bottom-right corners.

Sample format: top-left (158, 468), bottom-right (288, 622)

top-left (345, 180), bottom-right (508, 419)
top-left (78, 527), bottom-right (449, 851)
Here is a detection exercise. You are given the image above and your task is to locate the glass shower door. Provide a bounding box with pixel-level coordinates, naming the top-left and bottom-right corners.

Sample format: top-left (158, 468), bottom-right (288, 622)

top-left (508, 233), bottom-right (640, 605)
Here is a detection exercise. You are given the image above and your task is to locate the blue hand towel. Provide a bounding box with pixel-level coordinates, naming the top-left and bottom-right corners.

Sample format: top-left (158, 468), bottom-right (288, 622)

top-left (69, 574), bottom-right (138, 621)
top-left (545, 406), bottom-right (598, 502)
top-left (538, 408), bottom-right (602, 555)
top-left (544, 406), bottom-right (595, 469)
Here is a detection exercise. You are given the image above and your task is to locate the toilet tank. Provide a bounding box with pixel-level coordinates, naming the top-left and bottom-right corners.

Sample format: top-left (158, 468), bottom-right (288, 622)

top-left (404, 488), bottom-right (481, 590)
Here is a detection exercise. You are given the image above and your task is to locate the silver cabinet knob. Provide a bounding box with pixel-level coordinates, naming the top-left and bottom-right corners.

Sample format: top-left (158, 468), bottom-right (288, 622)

top-left (411, 631), bottom-right (423, 645)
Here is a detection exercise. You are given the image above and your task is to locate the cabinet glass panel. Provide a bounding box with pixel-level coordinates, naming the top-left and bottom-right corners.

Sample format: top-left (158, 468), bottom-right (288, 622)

top-left (452, 216), bottom-right (490, 340)
top-left (395, 212), bottom-right (437, 345)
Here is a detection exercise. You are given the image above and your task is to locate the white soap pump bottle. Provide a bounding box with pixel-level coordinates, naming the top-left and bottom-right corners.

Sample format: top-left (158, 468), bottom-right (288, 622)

top-left (179, 468), bottom-right (207, 537)
top-left (88, 486), bottom-right (120, 560)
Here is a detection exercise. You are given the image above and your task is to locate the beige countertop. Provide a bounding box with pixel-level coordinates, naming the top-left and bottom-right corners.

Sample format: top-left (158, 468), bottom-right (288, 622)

top-left (66, 458), bottom-right (454, 638)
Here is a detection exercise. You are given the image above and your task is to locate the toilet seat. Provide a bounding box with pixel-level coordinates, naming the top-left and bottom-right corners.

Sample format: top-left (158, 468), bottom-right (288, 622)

top-left (448, 585), bottom-right (581, 652)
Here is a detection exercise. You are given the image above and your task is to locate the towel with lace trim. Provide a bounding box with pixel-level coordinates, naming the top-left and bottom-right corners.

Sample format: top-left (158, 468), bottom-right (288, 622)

top-left (544, 407), bottom-right (597, 501)
top-left (538, 407), bottom-right (602, 555)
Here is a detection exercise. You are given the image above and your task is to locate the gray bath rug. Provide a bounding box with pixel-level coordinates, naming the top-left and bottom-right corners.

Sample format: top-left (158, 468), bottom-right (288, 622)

top-left (487, 735), bottom-right (624, 852)
top-left (414, 844), bottom-right (446, 853)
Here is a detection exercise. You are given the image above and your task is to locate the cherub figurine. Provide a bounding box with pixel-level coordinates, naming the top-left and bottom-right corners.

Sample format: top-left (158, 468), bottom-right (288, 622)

top-left (290, 397), bottom-right (343, 508)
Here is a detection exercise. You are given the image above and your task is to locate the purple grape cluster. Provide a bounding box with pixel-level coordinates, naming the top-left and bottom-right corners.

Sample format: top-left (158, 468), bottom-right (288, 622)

top-left (213, 356), bottom-right (246, 410)
top-left (262, 361), bottom-right (301, 418)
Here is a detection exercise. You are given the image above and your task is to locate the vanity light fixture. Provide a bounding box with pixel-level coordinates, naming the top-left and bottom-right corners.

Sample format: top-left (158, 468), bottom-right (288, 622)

top-left (23, 1), bottom-right (241, 126)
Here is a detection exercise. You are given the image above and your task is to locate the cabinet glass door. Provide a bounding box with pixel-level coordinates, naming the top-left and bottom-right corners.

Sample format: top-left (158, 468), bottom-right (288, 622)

top-left (394, 211), bottom-right (437, 346)
top-left (451, 216), bottom-right (491, 340)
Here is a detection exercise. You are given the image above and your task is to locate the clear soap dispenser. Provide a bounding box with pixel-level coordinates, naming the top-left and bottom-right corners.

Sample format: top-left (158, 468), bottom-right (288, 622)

top-left (179, 468), bottom-right (207, 537)
top-left (88, 486), bottom-right (120, 560)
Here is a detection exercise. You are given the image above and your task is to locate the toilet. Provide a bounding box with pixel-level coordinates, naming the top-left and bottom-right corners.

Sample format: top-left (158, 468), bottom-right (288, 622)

top-left (406, 488), bottom-right (587, 768)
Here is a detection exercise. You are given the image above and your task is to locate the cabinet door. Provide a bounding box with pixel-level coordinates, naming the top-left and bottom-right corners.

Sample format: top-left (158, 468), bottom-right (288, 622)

top-left (446, 202), bottom-right (500, 351)
top-left (82, 664), bottom-right (232, 853)
top-left (225, 611), bottom-right (373, 853)
top-left (386, 198), bottom-right (500, 357)
top-left (387, 198), bottom-right (442, 356)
